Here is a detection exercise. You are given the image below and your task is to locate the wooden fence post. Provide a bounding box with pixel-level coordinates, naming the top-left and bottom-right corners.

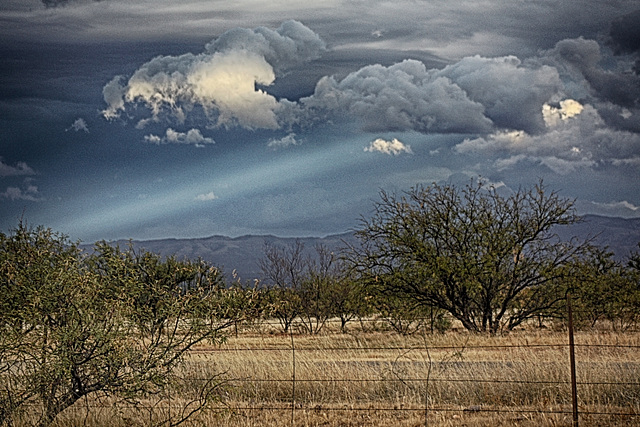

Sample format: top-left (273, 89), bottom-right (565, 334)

top-left (290, 328), bottom-right (296, 427)
top-left (567, 292), bottom-right (579, 427)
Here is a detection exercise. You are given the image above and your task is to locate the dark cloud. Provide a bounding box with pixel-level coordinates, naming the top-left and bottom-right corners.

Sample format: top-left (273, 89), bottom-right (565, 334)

top-left (205, 20), bottom-right (325, 74)
top-left (596, 104), bottom-right (640, 134)
top-left (103, 23), bottom-right (637, 140)
top-left (549, 37), bottom-right (601, 70)
top-left (436, 56), bottom-right (562, 134)
top-left (42, 0), bottom-right (72, 7)
top-left (609, 9), bottom-right (640, 75)
top-left (455, 102), bottom-right (640, 175)
top-left (42, 0), bottom-right (102, 8)
top-left (543, 37), bottom-right (640, 111)
top-left (584, 68), bottom-right (640, 109)
top-left (3, 3), bottom-right (640, 242)
top-left (609, 10), bottom-right (640, 55)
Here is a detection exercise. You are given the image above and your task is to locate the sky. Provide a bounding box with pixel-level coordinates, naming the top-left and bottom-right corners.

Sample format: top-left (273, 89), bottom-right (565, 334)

top-left (1, 0), bottom-right (640, 242)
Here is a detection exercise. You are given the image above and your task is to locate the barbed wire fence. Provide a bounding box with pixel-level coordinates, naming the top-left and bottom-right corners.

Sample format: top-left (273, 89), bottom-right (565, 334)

top-left (190, 346), bottom-right (640, 426)
top-left (12, 311), bottom-right (640, 426)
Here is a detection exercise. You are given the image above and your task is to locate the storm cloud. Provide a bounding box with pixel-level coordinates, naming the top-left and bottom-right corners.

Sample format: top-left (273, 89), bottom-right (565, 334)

top-left (3, 1), bottom-right (640, 242)
top-left (103, 20), bottom-right (639, 145)
top-left (540, 37), bottom-right (640, 124)
top-left (609, 9), bottom-right (640, 58)
top-left (41, 0), bottom-right (102, 8)
top-left (300, 60), bottom-right (493, 134)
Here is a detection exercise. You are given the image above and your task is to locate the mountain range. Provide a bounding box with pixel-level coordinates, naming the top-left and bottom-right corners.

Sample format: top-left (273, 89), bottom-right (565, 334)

top-left (97, 215), bottom-right (640, 282)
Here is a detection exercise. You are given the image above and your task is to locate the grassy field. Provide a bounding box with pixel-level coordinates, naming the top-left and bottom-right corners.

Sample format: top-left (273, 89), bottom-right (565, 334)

top-left (40, 321), bottom-right (640, 426)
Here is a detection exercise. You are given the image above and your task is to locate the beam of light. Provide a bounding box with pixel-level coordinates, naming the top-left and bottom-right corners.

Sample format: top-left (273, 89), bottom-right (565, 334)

top-left (52, 137), bottom-right (369, 241)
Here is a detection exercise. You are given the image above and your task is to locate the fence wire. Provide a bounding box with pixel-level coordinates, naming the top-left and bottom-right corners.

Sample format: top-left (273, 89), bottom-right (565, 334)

top-left (10, 318), bottom-right (640, 425)
top-left (188, 321), bottom-right (640, 424)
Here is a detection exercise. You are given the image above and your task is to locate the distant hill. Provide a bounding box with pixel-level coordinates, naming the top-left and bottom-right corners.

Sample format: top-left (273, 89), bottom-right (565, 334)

top-left (92, 215), bottom-right (639, 281)
top-left (101, 233), bottom-right (357, 282)
top-left (555, 215), bottom-right (640, 258)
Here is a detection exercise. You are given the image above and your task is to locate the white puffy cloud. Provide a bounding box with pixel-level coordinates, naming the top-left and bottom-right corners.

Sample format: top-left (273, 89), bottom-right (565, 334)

top-left (188, 50), bottom-right (279, 128)
top-left (302, 60), bottom-right (494, 134)
top-left (364, 138), bottom-right (412, 155)
top-left (301, 54), bottom-right (564, 135)
top-left (542, 99), bottom-right (584, 127)
top-left (67, 117), bottom-right (89, 133)
top-left (0, 158), bottom-right (35, 177)
top-left (195, 191), bottom-right (218, 201)
top-left (102, 20), bottom-right (325, 130)
top-left (455, 100), bottom-right (640, 174)
top-left (143, 134), bottom-right (162, 144)
top-left (268, 133), bottom-right (300, 148)
top-left (144, 128), bottom-right (215, 146)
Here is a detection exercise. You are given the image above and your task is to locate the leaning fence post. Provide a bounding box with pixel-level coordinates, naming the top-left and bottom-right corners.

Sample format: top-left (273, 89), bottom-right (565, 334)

top-left (567, 292), bottom-right (579, 426)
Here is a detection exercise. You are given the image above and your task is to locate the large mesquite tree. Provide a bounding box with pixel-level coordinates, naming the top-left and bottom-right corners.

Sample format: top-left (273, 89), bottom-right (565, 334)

top-left (346, 180), bottom-right (592, 333)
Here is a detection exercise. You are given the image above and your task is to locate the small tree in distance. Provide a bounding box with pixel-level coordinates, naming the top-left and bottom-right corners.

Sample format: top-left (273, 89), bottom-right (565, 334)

top-left (259, 241), bottom-right (306, 333)
top-left (567, 247), bottom-right (640, 330)
top-left (298, 244), bottom-right (341, 334)
top-left (346, 179), bottom-right (593, 333)
top-left (259, 241), bottom-right (348, 334)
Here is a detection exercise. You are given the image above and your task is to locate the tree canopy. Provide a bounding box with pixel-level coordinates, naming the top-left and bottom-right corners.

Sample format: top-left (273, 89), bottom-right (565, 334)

top-left (0, 223), bottom-right (238, 426)
top-left (346, 180), bottom-right (592, 333)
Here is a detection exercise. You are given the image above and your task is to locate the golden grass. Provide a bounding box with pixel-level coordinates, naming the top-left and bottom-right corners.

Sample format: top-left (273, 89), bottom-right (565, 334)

top-left (37, 320), bottom-right (640, 426)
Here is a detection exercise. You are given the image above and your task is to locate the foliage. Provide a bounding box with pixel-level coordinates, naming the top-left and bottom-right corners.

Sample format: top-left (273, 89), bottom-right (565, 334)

top-left (366, 277), bottom-right (450, 335)
top-left (259, 241), bottom-right (306, 333)
top-left (329, 272), bottom-right (373, 333)
top-left (3, 216), bottom-right (640, 425)
top-left (0, 223), bottom-right (239, 427)
top-left (346, 180), bottom-right (592, 333)
top-left (259, 241), bottom-right (360, 334)
top-left (374, 292), bottom-right (431, 335)
top-left (297, 244), bottom-right (344, 334)
top-left (545, 243), bottom-right (640, 331)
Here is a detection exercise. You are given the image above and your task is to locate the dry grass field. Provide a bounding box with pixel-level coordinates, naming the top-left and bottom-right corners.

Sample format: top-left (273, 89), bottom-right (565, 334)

top-left (35, 321), bottom-right (640, 426)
